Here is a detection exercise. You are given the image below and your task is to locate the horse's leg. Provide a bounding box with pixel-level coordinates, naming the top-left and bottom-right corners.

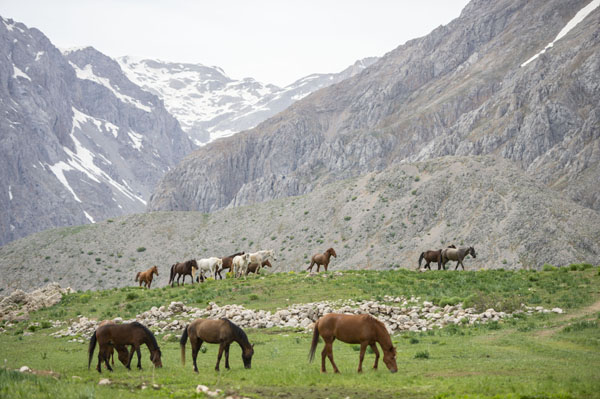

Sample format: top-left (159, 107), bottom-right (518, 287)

top-left (324, 262), bottom-right (328, 272)
top-left (357, 342), bottom-right (367, 373)
top-left (425, 261), bottom-right (431, 271)
top-left (191, 337), bottom-right (201, 373)
top-left (454, 261), bottom-right (459, 271)
top-left (135, 345), bottom-right (142, 370)
top-left (224, 343), bottom-right (231, 370)
top-left (320, 345), bottom-right (327, 373)
top-left (103, 347), bottom-right (113, 372)
top-left (97, 350), bottom-right (103, 373)
top-left (370, 343), bottom-right (380, 369)
top-left (324, 340), bottom-right (340, 373)
top-left (126, 346), bottom-right (135, 370)
top-left (216, 343), bottom-right (225, 371)
top-left (459, 259), bottom-right (465, 271)
top-left (307, 260), bottom-right (314, 272)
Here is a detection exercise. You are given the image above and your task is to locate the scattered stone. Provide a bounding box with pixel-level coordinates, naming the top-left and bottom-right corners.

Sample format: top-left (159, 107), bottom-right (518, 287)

top-left (551, 308), bottom-right (564, 314)
top-left (98, 378), bottom-right (111, 386)
top-left (19, 366), bottom-right (31, 373)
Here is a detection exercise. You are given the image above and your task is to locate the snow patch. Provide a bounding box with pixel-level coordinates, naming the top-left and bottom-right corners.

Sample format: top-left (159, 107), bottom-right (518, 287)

top-left (12, 65), bottom-right (31, 81)
top-left (83, 211), bottom-right (95, 223)
top-left (521, 0), bottom-right (600, 67)
top-left (48, 161), bottom-right (82, 202)
top-left (35, 51), bottom-right (45, 61)
top-left (8, 185), bottom-right (13, 200)
top-left (127, 130), bottom-right (143, 150)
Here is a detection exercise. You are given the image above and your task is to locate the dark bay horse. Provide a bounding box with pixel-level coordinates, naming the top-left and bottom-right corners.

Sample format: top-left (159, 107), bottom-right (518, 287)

top-left (88, 322), bottom-right (162, 372)
top-left (247, 259), bottom-right (271, 274)
top-left (307, 248), bottom-right (337, 272)
top-left (180, 318), bottom-right (254, 372)
top-left (441, 246), bottom-right (477, 270)
top-left (215, 252), bottom-right (245, 279)
top-left (97, 320), bottom-right (130, 367)
top-left (417, 245), bottom-right (456, 271)
top-left (309, 313), bottom-right (397, 373)
top-left (135, 265), bottom-right (159, 288)
top-left (169, 259), bottom-right (198, 287)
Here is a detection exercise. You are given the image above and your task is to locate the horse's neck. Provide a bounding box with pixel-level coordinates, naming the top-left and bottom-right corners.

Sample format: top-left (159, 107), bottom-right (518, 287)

top-left (374, 321), bottom-right (392, 350)
top-left (235, 336), bottom-right (251, 351)
top-left (324, 252), bottom-right (332, 260)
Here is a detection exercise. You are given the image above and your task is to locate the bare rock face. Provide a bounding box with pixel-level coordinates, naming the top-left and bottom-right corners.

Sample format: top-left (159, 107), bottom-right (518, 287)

top-left (0, 17), bottom-right (194, 245)
top-left (148, 0), bottom-right (600, 215)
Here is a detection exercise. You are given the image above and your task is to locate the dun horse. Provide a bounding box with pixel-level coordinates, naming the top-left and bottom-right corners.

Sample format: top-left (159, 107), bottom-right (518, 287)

top-left (417, 245), bottom-right (456, 271)
top-left (169, 259), bottom-right (198, 287)
top-left (441, 246), bottom-right (477, 270)
top-left (180, 318), bottom-right (254, 372)
top-left (88, 322), bottom-right (162, 372)
top-left (307, 248), bottom-right (337, 272)
top-left (309, 313), bottom-right (397, 373)
top-left (135, 265), bottom-right (159, 288)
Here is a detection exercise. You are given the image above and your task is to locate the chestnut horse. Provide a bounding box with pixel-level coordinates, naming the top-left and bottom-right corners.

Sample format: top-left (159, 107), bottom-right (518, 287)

top-left (307, 248), bottom-right (337, 272)
top-left (441, 246), bottom-right (477, 270)
top-left (417, 245), bottom-right (456, 271)
top-left (135, 265), bottom-right (159, 288)
top-left (88, 322), bottom-right (162, 372)
top-left (309, 313), bottom-right (397, 373)
top-left (215, 252), bottom-right (245, 279)
top-left (247, 259), bottom-right (271, 274)
top-left (180, 318), bottom-right (254, 372)
top-left (169, 259), bottom-right (198, 287)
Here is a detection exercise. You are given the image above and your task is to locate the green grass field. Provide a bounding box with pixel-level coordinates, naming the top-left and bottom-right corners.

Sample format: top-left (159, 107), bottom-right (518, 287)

top-left (1, 268), bottom-right (599, 399)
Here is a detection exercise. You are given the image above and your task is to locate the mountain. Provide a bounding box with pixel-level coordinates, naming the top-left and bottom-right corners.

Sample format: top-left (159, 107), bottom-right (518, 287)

top-left (147, 0), bottom-right (600, 217)
top-left (1, 156), bottom-right (598, 293)
top-left (117, 56), bottom-right (378, 145)
top-left (0, 17), bottom-right (195, 245)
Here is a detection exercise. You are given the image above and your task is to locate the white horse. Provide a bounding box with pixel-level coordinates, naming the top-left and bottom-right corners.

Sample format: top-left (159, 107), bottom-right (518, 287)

top-left (232, 253), bottom-right (251, 279)
top-left (196, 257), bottom-right (223, 280)
top-left (247, 250), bottom-right (275, 275)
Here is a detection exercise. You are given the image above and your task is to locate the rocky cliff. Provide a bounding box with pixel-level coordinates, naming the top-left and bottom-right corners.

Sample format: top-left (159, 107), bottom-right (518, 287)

top-left (148, 0), bottom-right (600, 215)
top-left (0, 17), bottom-right (194, 245)
top-left (1, 156), bottom-right (598, 293)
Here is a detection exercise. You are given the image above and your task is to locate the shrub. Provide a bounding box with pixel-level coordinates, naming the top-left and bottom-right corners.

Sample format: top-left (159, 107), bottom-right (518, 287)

top-left (409, 337), bottom-right (419, 344)
top-left (126, 292), bottom-right (138, 300)
top-left (414, 350), bottom-right (429, 359)
top-left (344, 216), bottom-right (351, 221)
top-left (136, 247), bottom-right (146, 252)
top-left (249, 294), bottom-right (259, 301)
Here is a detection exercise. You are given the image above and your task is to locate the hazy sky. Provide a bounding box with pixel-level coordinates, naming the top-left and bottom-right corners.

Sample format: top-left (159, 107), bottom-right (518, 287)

top-left (1, 1), bottom-right (470, 87)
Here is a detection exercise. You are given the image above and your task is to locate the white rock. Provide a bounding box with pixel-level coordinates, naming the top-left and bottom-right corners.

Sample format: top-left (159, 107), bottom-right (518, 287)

top-left (98, 378), bottom-right (111, 385)
top-left (19, 366), bottom-right (31, 373)
top-left (551, 308), bottom-right (564, 314)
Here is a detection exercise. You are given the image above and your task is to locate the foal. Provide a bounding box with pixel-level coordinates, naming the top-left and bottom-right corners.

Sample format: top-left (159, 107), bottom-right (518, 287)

top-left (135, 265), bottom-right (159, 288)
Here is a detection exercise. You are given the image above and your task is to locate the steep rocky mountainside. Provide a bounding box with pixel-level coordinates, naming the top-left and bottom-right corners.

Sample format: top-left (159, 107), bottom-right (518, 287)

top-left (1, 156), bottom-right (598, 293)
top-left (117, 56), bottom-right (377, 145)
top-left (148, 0), bottom-right (600, 216)
top-left (0, 17), bottom-right (195, 245)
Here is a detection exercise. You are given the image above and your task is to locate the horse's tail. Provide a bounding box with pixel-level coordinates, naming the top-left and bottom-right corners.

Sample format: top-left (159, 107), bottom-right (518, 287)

top-left (135, 272), bottom-right (140, 282)
top-left (169, 264), bottom-right (175, 285)
top-left (88, 330), bottom-right (97, 370)
top-left (308, 321), bottom-right (320, 362)
top-left (417, 252), bottom-right (425, 270)
top-left (180, 325), bottom-right (189, 366)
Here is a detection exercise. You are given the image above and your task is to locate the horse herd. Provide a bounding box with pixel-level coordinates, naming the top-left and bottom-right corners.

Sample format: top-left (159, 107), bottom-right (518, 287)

top-left (90, 244), bottom-right (477, 375)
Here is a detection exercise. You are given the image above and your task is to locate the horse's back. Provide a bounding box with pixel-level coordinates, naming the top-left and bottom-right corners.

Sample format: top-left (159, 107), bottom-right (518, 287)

top-left (318, 313), bottom-right (376, 343)
top-left (190, 319), bottom-right (228, 342)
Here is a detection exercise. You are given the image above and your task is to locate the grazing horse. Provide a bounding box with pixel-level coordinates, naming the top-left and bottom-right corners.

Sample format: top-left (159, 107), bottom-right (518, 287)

top-left (441, 246), bottom-right (477, 270)
top-left (307, 248), bottom-right (337, 272)
top-left (135, 265), bottom-right (159, 288)
top-left (196, 257), bottom-right (224, 280)
top-left (247, 250), bottom-right (275, 275)
top-left (232, 253), bottom-right (252, 278)
top-left (180, 318), bottom-right (254, 372)
top-left (215, 252), bottom-right (245, 279)
top-left (88, 322), bottom-right (162, 373)
top-left (247, 259), bottom-right (272, 274)
top-left (309, 313), bottom-right (397, 373)
top-left (417, 245), bottom-right (456, 271)
top-left (169, 260), bottom-right (198, 287)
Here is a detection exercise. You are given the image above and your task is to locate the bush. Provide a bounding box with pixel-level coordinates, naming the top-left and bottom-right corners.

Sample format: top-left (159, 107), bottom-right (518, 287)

top-left (126, 292), bottom-right (138, 300)
top-left (136, 247), bottom-right (146, 252)
top-left (409, 337), bottom-right (419, 344)
top-left (414, 350), bottom-right (429, 359)
top-left (542, 264), bottom-right (557, 271)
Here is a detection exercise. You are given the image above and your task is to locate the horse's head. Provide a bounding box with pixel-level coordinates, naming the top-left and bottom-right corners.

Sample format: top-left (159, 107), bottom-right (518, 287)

top-left (151, 347), bottom-right (163, 368)
top-left (263, 260), bottom-right (272, 268)
top-left (383, 346), bottom-right (398, 373)
top-left (190, 259), bottom-right (198, 268)
top-left (447, 244), bottom-right (456, 249)
top-left (152, 266), bottom-right (159, 276)
top-left (242, 344), bottom-right (254, 369)
top-left (469, 247), bottom-right (476, 258)
top-left (328, 248), bottom-right (337, 258)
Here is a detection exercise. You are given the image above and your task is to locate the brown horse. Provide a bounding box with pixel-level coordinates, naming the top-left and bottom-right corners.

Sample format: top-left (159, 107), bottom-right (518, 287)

top-left (309, 313), bottom-right (397, 373)
top-left (247, 259), bottom-right (272, 274)
top-left (135, 265), bottom-right (159, 288)
top-left (97, 320), bottom-right (130, 367)
top-left (169, 259), bottom-right (198, 287)
top-left (180, 318), bottom-right (254, 372)
top-left (441, 246), bottom-right (477, 270)
top-left (88, 322), bottom-right (162, 372)
top-left (417, 245), bottom-right (456, 271)
top-left (214, 252), bottom-right (245, 280)
top-left (307, 248), bottom-right (337, 272)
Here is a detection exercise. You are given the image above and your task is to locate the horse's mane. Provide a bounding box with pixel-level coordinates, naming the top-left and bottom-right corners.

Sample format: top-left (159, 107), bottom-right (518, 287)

top-left (131, 322), bottom-right (160, 351)
top-left (227, 252), bottom-right (244, 258)
top-left (221, 318), bottom-right (250, 347)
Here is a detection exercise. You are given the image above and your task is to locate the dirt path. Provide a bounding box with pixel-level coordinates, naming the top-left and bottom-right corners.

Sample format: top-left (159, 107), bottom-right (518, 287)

top-left (536, 298), bottom-right (600, 337)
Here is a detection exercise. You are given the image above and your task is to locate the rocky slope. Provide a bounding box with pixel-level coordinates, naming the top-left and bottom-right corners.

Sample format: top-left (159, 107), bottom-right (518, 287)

top-left (148, 0), bottom-right (600, 215)
top-left (1, 156), bottom-right (598, 293)
top-left (117, 56), bottom-right (377, 145)
top-left (0, 17), bottom-right (195, 245)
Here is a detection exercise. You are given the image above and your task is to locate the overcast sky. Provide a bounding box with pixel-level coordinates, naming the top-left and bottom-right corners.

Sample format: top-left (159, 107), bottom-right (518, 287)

top-left (1, 1), bottom-right (470, 87)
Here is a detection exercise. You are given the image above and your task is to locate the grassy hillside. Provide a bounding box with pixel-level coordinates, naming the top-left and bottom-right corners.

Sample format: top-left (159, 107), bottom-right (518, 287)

top-left (1, 156), bottom-right (599, 294)
top-left (1, 268), bottom-right (599, 398)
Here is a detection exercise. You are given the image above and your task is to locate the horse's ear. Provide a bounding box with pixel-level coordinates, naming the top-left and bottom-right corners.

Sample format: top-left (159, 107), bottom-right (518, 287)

top-left (252, 344), bottom-right (255, 348)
